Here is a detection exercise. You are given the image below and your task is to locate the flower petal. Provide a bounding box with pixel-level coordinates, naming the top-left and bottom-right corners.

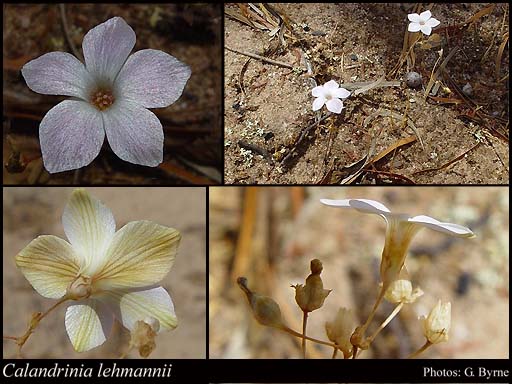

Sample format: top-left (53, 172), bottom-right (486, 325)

top-left (419, 10), bottom-right (432, 21)
top-left (333, 87), bottom-right (351, 99)
top-left (82, 17), bottom-right (135, 84)
top-left (62, 189), bottom-right (116, 275)
top-left (420, 25), bottom-right (433, 36)
top-left (15, 235), bottom-right (80, 299)
top-left (39, 100), bottom-right (104, 173)
top-left (94, 221), bottom-right (180, 290)
top-left (407, 13), bottom-right (420, 23)
top-left (324, 80), bottom-right (339, 90)
top-left (349, 199), bottom-right (392, 215)
top-left (98, 287), bottom-right (177, 332)
top-left (409, 215), bottom-right (475, 237)
top-left (21, 52), bottom-right (94, 99)
top-left (320, 198), bottom-right (351, 208)
top-left (103, 100), bottom-right (163, 167)
top-left (65, 300), bottom-right (113, 352)
top-left (312, 85), bottom-right (325, 97)
top-left (115, 49), bottom-right (191, 108)
top-left (326, 98), bottom-right (343, 114)
top-left (408, 22), bottom-right (421, 32)
top-left (426, 17), bottom-right (440, 28)
top-left (312, 97), bottom-right (326, 111)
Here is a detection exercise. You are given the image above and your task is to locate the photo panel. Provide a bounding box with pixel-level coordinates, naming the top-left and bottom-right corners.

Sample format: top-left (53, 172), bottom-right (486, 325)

top-left (209, 186), bottom-right (509, 360)
top-left (3, 187), bottom-right (206, 359)
top-left (224, 3), bottom-right (508, 185)
top-left (4, 3), bottom-right (222, 185)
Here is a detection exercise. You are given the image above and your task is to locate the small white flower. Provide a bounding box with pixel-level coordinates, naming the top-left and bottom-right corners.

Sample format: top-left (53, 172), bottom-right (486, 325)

top-left (21, 17), bottom-right (191, 173)
top-left (312, 80), bottom-right (350, 114)
top-left (320, 198), bottom-right (475, 289)
top-left (15, 189), bottom-right (181, 352)
top-left (422, 300), bottom-right (451, 344)
top-left (408, 10), bottom-right (440, 36)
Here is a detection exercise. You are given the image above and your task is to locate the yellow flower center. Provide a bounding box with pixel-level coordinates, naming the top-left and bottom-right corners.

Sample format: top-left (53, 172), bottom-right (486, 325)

top-left (90, 89), bottom-right (115, 111)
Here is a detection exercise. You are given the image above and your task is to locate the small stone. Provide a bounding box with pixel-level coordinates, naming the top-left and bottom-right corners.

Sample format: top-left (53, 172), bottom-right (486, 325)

top-left (405, 72), bottom-right (422, 88)
top-left (462, 82), bottom-right (473, 97)
top-left (350, 54), bottom-right (358, 61)
top-left (263, 132), bottom-right (274, 141)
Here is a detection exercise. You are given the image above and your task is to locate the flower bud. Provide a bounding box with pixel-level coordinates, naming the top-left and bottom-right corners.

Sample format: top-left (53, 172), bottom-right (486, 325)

top-left (325, 307), bottom-right (355, 358)
top-left (130, 319), bottom-right (158, 358)
top-left (292, 259), bottom-right (331, 313)
top-left (422, 300), bottom-right (451, 344)
top-left (384, 279), bottom-right (423, 304)
top-left (237, 277), bottom-right (286, 329)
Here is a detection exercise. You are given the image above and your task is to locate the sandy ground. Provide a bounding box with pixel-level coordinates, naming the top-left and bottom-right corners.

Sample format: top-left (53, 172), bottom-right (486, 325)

top-left (209, 186), bottom-right (509, 358)
top-left (3, 187), bottom-right (206, 358)
top-left (224, 3), bottom-right (509, 184)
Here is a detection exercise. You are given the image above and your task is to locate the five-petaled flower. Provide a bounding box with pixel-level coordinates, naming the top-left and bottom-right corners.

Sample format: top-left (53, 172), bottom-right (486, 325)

top-left (312, 80), bottom-right (350, 114)
top-left (320, 198), bottom-right (474, 291)
top-left (21, 17), bottom-right (191, 173)
top-left (407, 10), bottom-right (440, 36)
top-left (15, 189), bottom-right (181, 352)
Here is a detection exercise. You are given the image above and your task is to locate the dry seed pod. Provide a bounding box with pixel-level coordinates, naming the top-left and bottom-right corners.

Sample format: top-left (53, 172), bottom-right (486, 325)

top-left (292, 259), bottom-right (331, 313)
top-left (325, 307), bottom-right (355, 358)
top-left (237, 277), bottom-right (286, 329)
top-left (422, 300), bottom-right (451, 344)
top-left (384, 279), bottom-right (424, 304)
top-left (130, 318), bottom-right (159, 358)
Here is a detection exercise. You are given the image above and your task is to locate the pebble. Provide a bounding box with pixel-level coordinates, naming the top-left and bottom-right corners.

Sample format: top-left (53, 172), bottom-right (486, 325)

top-left (462, 82), bottom-right (473, 97)
top-left (405, 71), bottom-right (422, 88)
top-left (350, 54), bottom-right (358, 61)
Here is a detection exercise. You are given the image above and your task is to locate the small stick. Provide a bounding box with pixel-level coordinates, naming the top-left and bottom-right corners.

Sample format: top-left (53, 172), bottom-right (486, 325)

top-left (59, 4), bottom-right (83, 61)
top-left (225, 45), bottom-right (295, 69)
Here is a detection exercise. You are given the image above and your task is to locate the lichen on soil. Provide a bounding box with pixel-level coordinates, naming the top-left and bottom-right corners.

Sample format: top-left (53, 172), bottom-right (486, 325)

top-left (224, 3), bottom-right (509, 184)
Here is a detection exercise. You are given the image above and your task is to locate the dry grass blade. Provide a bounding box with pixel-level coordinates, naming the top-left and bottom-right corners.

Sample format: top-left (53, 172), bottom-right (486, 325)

top-left (369, 135), bottom-right (417, 164)
top-left (413, 141), bottom-right (482, 176)
top-left (353, 76), bottom-right (385, 96)
top-left (465, 4), bottom-right (495, 27)
top-left (424, 46), bottom-right (459, 100)
top-left (496, 32), bottom-right (509, 80)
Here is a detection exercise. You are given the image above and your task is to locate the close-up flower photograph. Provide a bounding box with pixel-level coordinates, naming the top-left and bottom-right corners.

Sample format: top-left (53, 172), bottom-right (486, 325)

top-left (3, 3), bottom-right (222, 184)
top-left (209, 186), bottom-right (509, 359)
top-left (224, 3), bottom-right (509, 184)
top-left (3, 187), bottom-right (206, 358)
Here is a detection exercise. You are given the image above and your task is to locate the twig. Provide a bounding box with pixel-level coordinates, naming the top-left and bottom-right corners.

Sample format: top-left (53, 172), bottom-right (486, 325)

top-left (225, 45), bottom-right (295, 69)
top-left (60, 4), bottom-right (83, 61)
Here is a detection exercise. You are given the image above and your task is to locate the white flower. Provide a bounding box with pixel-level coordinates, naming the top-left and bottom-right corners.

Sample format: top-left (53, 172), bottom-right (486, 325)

top-left (312, 80), bottom-right (350, 114)
top-left (422, 300), bottom-right (451, 344)
top-left (408, 10), bottom-right (440, 36)
top-left (320, 198), bottom-right (475, 288)
top-left (384, 279), bottom-right (423, 304)
top-left (21, 17), bottom-right (191, 173)
top-left (15, 189), bottom-right (181, 352)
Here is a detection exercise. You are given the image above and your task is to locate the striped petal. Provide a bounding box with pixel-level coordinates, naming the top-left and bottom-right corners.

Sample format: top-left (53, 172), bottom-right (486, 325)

top-left (62, 189), bottom-right (116, 275)
top-left (65, 300), bottom-right (113, 352)
top-left (15, 235), bottom-right (80, 299)
top-left (94, 221), bottom-right (180, 290)
top-left (98, 287), bottom-right (177, 332)
top-left (409, 215), bottom-right (475, 237)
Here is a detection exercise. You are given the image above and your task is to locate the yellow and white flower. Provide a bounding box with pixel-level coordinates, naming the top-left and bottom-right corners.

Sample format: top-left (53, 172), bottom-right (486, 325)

top-left (320, 198), bottom-right (475, 289)
top-left (15, 188), bottom-right (180, 352)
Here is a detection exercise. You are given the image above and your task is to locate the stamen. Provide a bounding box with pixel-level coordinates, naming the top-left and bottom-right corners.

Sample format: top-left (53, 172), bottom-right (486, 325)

top-left (90, 89), bottom-right (115, 111)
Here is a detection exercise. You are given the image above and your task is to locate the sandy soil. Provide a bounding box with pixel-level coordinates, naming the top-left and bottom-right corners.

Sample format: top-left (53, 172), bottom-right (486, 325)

top-left (224, 3), bottom-right (509, 184)
top-left (209, 186), bottom-right (509, 358)
top-left (3, 187), bottom-right (206, 358)
top-left (3, 4), bottom-right (222, 185)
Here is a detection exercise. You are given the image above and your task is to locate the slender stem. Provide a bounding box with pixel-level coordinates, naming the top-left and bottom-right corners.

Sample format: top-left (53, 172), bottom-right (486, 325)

top-left (301, 311), bottom-right (308, 359)
top-left (38, 297), bottom-right (68, 322)
top-left (3, 335), bottom-right (17, 340)
top-left (280, 326), bottom-right (337, 348)
top-left (225, 45), bottom-right (296, 69)
top-left (361, 284), bottom-right (386, 332)
top-left (367, 302), bottom-right (404, 344)
top-left (408, 340), bottom-right (433, 359)
top-left (331, 347), bottom-right (338, 359)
